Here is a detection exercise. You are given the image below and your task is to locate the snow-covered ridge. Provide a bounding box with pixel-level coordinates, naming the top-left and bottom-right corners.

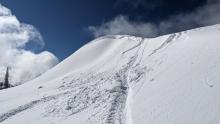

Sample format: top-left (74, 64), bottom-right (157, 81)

top-left (0, 24), bottom-right (220, 124)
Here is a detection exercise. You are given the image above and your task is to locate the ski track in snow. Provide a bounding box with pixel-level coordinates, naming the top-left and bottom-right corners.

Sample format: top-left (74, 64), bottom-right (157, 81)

top-left (2, 25), bottom-right (219, 124)
top-left (1, 25), bottom-right (220, 124)
top-left (0, 36), bottom-right (147, 124)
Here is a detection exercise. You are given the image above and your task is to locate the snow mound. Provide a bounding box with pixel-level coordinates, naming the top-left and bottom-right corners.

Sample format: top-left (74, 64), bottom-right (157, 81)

top-left (0, 24), bottom-right (220, 124)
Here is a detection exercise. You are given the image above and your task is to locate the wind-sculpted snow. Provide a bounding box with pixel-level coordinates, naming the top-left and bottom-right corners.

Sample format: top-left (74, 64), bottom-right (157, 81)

top-left (0, 24), bottom-right (220, 124)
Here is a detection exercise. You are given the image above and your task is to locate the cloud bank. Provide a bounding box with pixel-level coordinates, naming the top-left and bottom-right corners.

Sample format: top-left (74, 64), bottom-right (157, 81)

top-left (0, 4), bottom-right (59, 85)
top-left (88, 16), bottom-right (158, 37)
top-left (89, 0), bottom-right (220, 38)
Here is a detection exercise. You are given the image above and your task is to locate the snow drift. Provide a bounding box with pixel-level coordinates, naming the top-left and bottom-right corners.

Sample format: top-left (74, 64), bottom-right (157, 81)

top-left (0, 24), bottom-right (220, 124)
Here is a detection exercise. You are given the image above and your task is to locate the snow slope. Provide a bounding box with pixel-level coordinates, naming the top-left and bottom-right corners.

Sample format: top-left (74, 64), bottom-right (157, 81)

top-left (0, 24), bottom-right (220, 124)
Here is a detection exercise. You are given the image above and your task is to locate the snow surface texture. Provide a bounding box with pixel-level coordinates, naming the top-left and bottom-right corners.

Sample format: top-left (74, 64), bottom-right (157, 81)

top-left (0, 24), bottom-right (220, 124)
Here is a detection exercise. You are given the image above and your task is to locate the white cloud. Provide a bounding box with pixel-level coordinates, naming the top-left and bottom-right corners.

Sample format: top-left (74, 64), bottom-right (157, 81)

top-left (89, 0), bottom-right (220, 38)
top-left (0, 4), bottom-right (58, 85)
top-left (88, 15), bottom-right (158, 38)
top-left (0, 4), bottom-right (11, 16)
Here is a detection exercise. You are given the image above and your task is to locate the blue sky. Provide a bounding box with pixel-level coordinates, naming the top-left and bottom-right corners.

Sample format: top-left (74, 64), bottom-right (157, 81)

top-left (0, 0), bottom-right (219, 61)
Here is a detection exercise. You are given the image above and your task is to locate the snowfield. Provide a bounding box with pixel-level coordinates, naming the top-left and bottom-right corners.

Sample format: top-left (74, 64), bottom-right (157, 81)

top-left (0, 24), bottom-right (220, 124)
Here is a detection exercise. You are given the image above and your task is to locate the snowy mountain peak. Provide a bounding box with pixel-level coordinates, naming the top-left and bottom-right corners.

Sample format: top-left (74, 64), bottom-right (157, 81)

top-left (0, 24), bottom-right (220, 124)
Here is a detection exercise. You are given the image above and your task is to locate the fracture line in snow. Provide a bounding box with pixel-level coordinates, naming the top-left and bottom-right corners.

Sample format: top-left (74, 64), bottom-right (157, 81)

top-left (0, 92), bottom-right (67, 123)
top-left (149, 34), bottom-right (177, 56)
top-left (122, 40), bottom-right (143, 54)
top-left (0, 100), bottom-right (40, 123)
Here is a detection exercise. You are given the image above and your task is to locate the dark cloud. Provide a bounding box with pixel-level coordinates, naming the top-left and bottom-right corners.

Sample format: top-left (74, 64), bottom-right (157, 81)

top-left (114, 0), bottom-right (162, 10)
top-left (159, 0), bottom-right (220, 34)
top-left (89, 0), bottom-right (220, 38)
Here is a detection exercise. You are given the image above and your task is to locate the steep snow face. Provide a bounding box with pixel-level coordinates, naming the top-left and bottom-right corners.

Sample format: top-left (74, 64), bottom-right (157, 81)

top-left (0, 24), bottom-right (220, 124)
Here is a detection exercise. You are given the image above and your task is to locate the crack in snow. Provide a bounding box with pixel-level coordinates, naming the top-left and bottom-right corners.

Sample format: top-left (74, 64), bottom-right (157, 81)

top-left (149, 33), bottom-right (180, 56)
top-left (0, 92), bottom-right (67, 123)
